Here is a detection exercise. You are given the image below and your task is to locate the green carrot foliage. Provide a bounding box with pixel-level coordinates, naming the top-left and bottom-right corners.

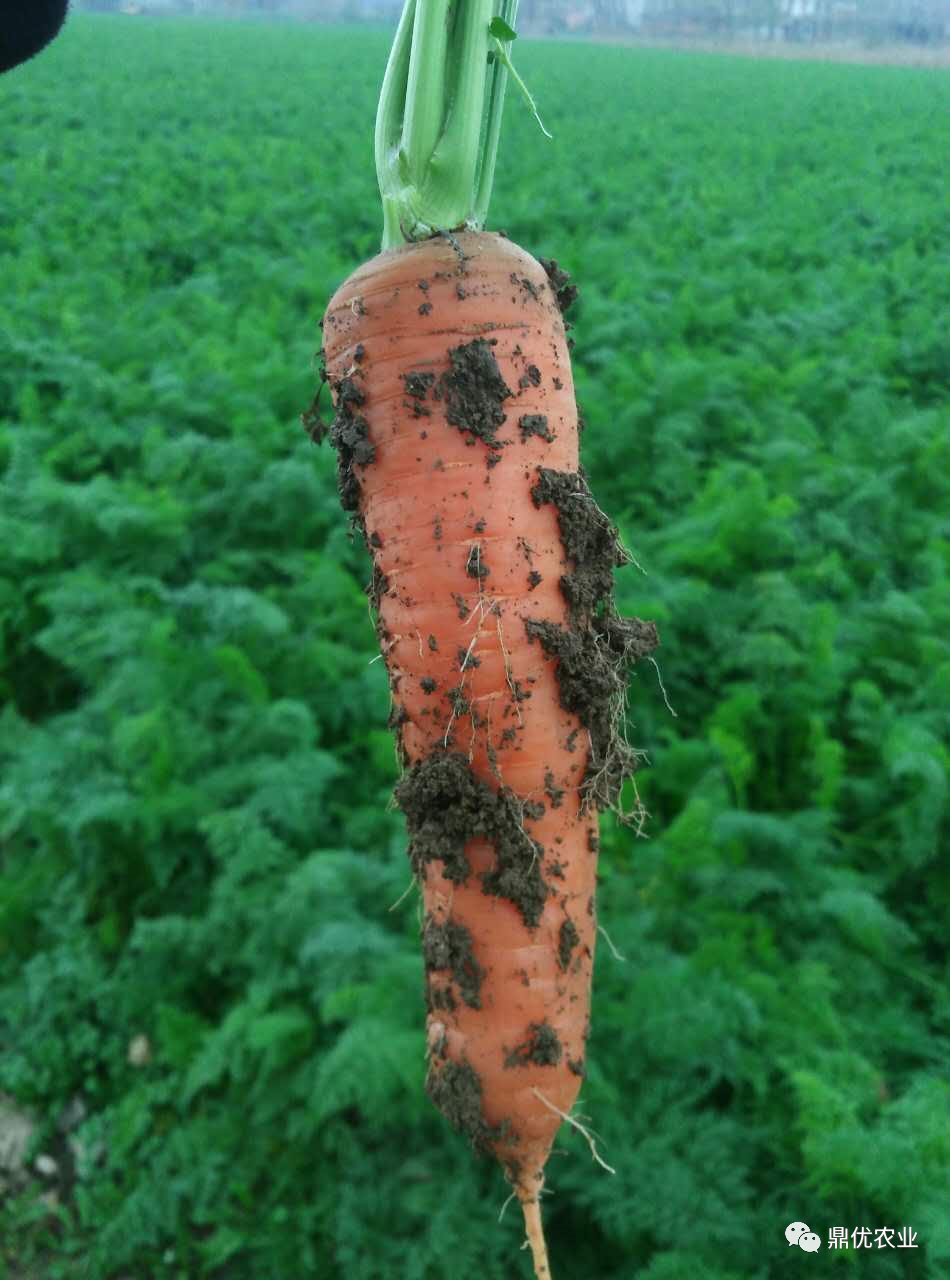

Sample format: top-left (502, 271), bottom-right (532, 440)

top-left (0, 14), bottom-right (947, 1279)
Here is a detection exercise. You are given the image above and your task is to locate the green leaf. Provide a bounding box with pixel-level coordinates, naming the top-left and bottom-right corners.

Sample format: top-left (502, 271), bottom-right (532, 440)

top-left (155, 1003), bottom-right (210, 1070)
top-left (488, 16), bottom-right (517, 41)
top-left (212, 643), bottom-right (270, 705)
top-left (709, 727), bottom-right (754, 808)
top-left (246, 1007), bottom-right (314, 1057)
top-left (199, 1226), bottom-right (246, 1269)
top-left (489, 37), bottom-right (552, 140)
top-left (309, 1018), bottom-right (422, 1128)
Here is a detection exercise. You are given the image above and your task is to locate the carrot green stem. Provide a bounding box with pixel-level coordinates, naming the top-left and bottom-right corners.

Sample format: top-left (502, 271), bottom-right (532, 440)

top-left (376, 0), bottom-right (519, 249)
top-left (473, 0), bottom-right (518, 227)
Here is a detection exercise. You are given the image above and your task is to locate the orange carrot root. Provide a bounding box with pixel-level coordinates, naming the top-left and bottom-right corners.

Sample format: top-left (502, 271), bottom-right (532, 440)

top-left (520, 1189), bottom-right (552, 1280)
top-left (317, 228), bottom-right (658, 1279)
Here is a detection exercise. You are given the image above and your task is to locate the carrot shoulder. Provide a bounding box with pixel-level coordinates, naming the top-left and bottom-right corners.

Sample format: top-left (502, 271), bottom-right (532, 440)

top-left (319, 229), bottom-right (658, 1254)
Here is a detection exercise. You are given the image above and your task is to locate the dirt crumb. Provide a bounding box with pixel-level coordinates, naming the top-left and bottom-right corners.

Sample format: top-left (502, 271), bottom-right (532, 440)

top-left (519, 414), bottom-right (555, 444)
top-left (426, 1059), bottom-right (502, 1155)
top-left (466, 545), bottom-right (490, 579)
top-left (525, 464), bottom-right (659, 813)
top-left (312, 375), bottom-right (375, 513)
top-left (403, 371), bottom-right (435, 400)
top-left (439, 338), bottom-right (513, 452)
top-left (504, 1021), bottom-right (563, 1069)
top-left (544, 769), bottom-right (565, 808)
top-left (538, 257), bottom-right (578, 314)
top-left (394, 751), bottom-right (550, 927)
top-left (423, 916), bottom-right (485, 1009)
top-left (558, 918), bottom-right (580, 970)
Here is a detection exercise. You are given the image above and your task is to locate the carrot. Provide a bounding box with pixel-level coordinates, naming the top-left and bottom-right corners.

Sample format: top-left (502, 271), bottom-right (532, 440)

top-left (306, 6), bottom-right (658, 1275)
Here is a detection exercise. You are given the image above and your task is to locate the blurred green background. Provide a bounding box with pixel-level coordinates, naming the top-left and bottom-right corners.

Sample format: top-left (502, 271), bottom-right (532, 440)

top-left (0, 15), bottom-right (947, 1278)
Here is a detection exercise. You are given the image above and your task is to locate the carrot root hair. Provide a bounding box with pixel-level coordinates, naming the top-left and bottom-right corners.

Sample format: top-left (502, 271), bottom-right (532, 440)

top-left (530, 1088), bottom-right (617, 1175)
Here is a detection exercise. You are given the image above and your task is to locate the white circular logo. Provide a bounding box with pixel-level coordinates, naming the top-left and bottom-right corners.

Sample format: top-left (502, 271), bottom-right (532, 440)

top-left (786, 1222), bottom-right (822, 1251)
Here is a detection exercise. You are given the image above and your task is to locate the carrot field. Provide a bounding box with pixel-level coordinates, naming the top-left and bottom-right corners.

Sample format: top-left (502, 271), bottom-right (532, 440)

top-left (1, 15), bottom-right (947, 1278)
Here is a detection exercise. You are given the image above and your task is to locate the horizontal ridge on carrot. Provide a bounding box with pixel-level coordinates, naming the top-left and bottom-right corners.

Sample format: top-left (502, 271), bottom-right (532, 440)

top-left (304, 4), bottom-right (658, 1275)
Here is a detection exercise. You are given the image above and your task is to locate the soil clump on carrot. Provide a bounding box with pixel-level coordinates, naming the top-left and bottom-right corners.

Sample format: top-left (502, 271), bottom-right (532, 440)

top-left (525, 464), bottom-right (659, 810)
top-left (306, 373), bottom-right (374, 514)
top-left (558, 918), bottom-right (580, 971)
top-left (425, 1058), bottom-right (506, 1155)
top-left (438, 337), bottom-right (513, 451)
top-left (504, 1021), bottom-right (562, 1068)
top-left (394, 751), bottom-right (550, 928)
top-left (519, 413), bottom-right (554, 443)
top-left (422, 916), bottom-right (485, 1010)
top-left (538, 257), bottom-right (578, 314)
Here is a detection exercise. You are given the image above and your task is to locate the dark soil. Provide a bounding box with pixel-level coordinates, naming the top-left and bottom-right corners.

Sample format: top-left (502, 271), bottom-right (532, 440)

top-left (422, 915), bottom-right (485, 1010)
top-left (558, 918), bottom-right (580, 971)
top-left (519, 413), bottom-right (555, 443)
top-left (526, 614), bottom-right (652, 811)
top-left (466, 544), bottom-right (490, 579)
top-left (503, 1021), bottom-right (562, 1069)
top-left (394, 751), bottom-right (549, 928)
top-left (530, 467), bottom-right (620, 624)
top-left (403, 371), bottom-right (435, 400)
top-left (538, 257), bottom-right (578, 315)
top-left (526, 465), bottom-right (659, 811)
top-left (425, 1058), bottom-right (505, 1156)
top-left (308, 374), bottom-right (375, 514)
top-left (437, 338), bottom-right (513, 451)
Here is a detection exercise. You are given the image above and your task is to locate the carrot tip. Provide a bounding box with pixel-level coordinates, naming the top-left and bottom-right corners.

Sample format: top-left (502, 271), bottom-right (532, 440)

top-left (519, 1190), bottom-right (552, 1280)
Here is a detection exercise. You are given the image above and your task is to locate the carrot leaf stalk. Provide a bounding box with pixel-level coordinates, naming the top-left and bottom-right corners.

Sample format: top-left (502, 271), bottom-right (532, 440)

top-left (375, 0), bottom-right (523, 248)
top-left (489, 19), bottom-right (552, 141)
